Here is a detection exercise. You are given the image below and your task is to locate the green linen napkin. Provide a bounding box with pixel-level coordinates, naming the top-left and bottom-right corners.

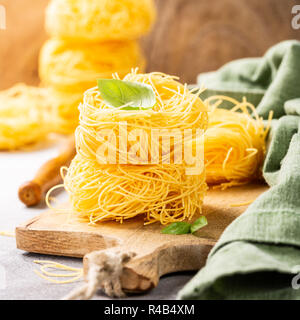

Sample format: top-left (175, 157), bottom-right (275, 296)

top-left (198, 40), bottom-right (300, 119)
top-left (178, 41), bottom-right (300, 300)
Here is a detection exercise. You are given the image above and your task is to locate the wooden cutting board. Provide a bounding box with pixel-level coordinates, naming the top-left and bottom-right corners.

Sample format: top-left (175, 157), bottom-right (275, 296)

top-left (16, 183), bottom-right (268, 292)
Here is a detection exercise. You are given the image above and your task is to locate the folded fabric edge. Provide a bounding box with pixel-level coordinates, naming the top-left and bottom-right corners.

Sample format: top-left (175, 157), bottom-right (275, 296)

top-left (177, 241), bottom-right (300, 300)
top-left (208, 209), bottom-right (300, 260)
top-left (284, 99), bottom-right (300, 116)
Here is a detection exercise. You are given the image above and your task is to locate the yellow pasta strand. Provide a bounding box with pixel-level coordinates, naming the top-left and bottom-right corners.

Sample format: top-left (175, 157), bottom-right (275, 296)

top-left (230, 200), bottom-right (254, 207)
top-left (34, 260), bottom-right (83, 284)
top-left (0, 231), bottom-right (15, 237)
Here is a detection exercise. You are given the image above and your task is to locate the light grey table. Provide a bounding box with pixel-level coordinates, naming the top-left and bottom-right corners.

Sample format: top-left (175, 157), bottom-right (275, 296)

top-left (0, 141), bottom-right (195, 300)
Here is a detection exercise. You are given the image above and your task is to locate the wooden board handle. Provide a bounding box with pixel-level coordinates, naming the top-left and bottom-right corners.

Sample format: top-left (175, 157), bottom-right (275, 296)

top-left (18, 136), bottom-right (76, 206)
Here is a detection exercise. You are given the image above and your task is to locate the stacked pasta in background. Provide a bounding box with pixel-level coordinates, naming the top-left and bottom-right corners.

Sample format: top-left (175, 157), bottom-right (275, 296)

top-left (39, 0), bottom-right (156, 133)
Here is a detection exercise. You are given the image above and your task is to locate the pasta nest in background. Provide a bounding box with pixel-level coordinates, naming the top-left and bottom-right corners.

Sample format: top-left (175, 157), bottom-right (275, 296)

top-left (39, 39), bottom-right (146, 93)
top-left (48, 88), bottom-right (83, 134)
top-left (0, 84), bottom-right (53, 150)
top-left (204, 96), bottom-right (272, 189)
top-left (45, 0), bottom-right (156, 42)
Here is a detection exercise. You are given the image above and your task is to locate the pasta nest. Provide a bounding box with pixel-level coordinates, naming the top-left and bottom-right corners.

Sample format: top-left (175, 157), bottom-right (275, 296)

top-left (39, 39), bottom-right (146, 93)
top-left (45, 0), bottom-right (156, 42)
top-left (204, 96), bottom-right (271, 189)
top-left (0, 84), bottom-right (53, 150)
top-left (64, 155), bottom-right (207, 225)
top-left (48, 88), bottom-right (83, 134)
top-left (76, 71), bottom-right (208, 163)
top-left (61, 71), bottom-right (209, 224)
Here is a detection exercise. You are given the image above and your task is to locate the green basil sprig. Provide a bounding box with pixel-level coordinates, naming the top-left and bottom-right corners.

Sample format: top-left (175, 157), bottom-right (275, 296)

top-left (161, 216), bottom-right (208, 235)
top-left (97, 79), bottom-right (156, 110)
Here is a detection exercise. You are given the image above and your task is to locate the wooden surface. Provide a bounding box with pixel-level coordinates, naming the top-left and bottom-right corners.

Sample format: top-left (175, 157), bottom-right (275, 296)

top-left (0, 0), bottom-right (299, 89)
top-left (0, 0), bottom-right (48, 89)
top-left (143, 0), bottom-right (300, 83)
top-left (16, 182), bottom-right (268, 292)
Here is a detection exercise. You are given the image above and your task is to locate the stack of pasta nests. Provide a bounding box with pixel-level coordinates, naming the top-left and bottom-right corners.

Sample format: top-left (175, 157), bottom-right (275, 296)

top-left (62, 71), bottom-right (209, 225)
top-left (39, 0), bottom-right (156, 133)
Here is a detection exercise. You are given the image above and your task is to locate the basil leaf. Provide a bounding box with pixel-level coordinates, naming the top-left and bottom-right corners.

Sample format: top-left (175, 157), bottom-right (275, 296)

top-left (190, 216), bottom-right (208, 233)
top-left (161, 222), bottom-right (191, 235)
top-left (97, 79), bottom-right (156, 110)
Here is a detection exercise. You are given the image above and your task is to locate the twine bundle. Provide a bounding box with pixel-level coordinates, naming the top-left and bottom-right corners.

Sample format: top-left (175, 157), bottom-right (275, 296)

top-left (62, 72), bottom-right (208, 224)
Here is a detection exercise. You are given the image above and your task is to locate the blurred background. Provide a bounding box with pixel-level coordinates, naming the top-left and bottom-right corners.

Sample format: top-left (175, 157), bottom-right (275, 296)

top-left (1, 0), bottom-right (300, 89)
